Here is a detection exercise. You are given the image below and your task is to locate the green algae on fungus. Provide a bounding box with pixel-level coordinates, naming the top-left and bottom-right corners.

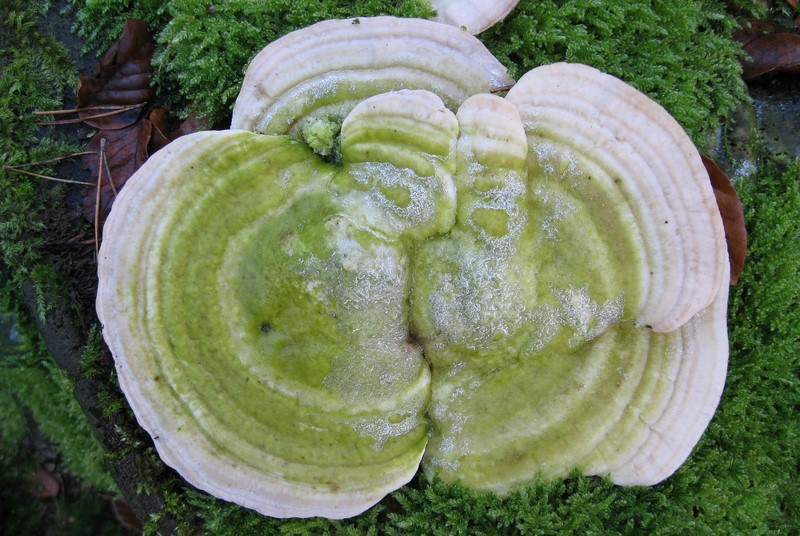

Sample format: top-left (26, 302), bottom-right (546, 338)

top-left (97, 18), bottom-right (729, 519)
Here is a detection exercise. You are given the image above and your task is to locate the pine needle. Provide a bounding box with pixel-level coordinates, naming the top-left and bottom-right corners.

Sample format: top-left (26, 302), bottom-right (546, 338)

top-left (2, 166), bottom-right (93, 185)
top-left (94, 138), bottom-right (107, 259)
top-left (3, 152), bottom-right (96, 185)
top-left (6, 151), bottom-right (95, 167)
top-left (38, 103), bottom-right (144, 126)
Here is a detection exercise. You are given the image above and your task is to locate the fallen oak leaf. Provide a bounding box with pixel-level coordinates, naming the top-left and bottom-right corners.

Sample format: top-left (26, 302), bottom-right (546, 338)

top-left (170, 113), bottom-right (207, 139)
top-left (148, 108), bottom-right (207, 154)
top-left (77, 19), bottom-right (201, 228)
top-left (147, 108), bottom-right (171, 153)
top-left (702, 154), bottom-right (747, 285)
top-left (734, 20), bottom-right (785, 49)
top-left (25, 17), bottom-right (199, 244)
top-left (744, 34), bottom-right (800, 78)
top-left (77, 18), bottom-right (155, 130)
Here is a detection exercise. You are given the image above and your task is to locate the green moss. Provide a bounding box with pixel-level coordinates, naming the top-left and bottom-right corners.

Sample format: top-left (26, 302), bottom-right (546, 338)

top-left (0, 393), bottom-right (125, 536)
top-left (720, 157), bottom-right (800, 533)
top-left (480, 0), bottom-right (748, 145)
top-left (0, 317), bottom-right (118, 495)
top-left (68, 0), bottom-right (749, 141)
top-left (1, 0), bottom-right (93, 322)
top-left (0, 4), bottom-right (121, 528)
top-left (301, 116), bottom-right (343, 160)
top-left (0, 407), bottom-right (125, 535)
top-left (79, 323), bottom-right (102, 378)
top-left (67, 0), bottom-right (170, 53)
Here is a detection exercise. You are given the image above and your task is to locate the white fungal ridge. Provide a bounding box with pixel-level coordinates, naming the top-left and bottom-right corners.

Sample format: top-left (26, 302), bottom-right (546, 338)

top-left (427, 386), bottom-right (472, 470)
top-left (526, 139), bottom-right (582, 241)
top-left (424, 141), bottom-right (532, 347)
top-left (555, 284), bottom-right (625, 346)
top-left (292, 217), bottom-right (425, 406)
top-left (296, 216), bottom-right (405, 311)
top-left (278, 168), bottom-right (293, 189)
top-left (531, 139), bottom-right (580, 178)
top-left (324, 343), bottom-right (421, 404)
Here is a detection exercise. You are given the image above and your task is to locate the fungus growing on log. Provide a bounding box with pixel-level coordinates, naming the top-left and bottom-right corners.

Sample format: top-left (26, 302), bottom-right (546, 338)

top-left (97, 17), bottom-right (729, 519)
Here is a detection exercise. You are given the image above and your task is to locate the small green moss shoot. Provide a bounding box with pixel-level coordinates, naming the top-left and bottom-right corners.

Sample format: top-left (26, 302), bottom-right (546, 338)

top-left (301, 116), bottom-right (343, 162)
top-left (80, 322), bottom-right (102, 378)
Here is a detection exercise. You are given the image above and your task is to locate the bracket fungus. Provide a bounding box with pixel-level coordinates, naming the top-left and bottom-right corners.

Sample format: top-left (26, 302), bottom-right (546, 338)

top-left (428, 0), bottom-right (521, 34)
top-left (97, 17), bottom-right (729, 519)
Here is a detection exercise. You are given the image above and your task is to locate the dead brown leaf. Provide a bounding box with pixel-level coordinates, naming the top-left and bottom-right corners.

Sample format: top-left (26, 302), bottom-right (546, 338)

top-left (148, 108), bottom-right (206, 154)
top-left (78, 19), bottom-right (207, 230)
top-left (171, 113), bottom-right (207, 139)
top-left (80, 105), bottom-right (207, 226)
top-left (112, 498), bottom-right (144, 533)
top-left (147, 108), bottom-right (172, 153)
top-left (702, 154), bottom-right (747, 285)
top-left (735, 20), bottom-right (800, 79)
top-left (77, 19), bottom-right (155, 130)
top-left (82, 121), bottom-right (152, 224)
top-left (31, 463), bottom-right (61, 500)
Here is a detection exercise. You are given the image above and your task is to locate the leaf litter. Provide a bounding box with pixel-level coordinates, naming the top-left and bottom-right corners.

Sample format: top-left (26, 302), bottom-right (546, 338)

top-left (735, 19), bottom-right (800, 79)
top-left (75, 19), bottom-right (203, 230)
